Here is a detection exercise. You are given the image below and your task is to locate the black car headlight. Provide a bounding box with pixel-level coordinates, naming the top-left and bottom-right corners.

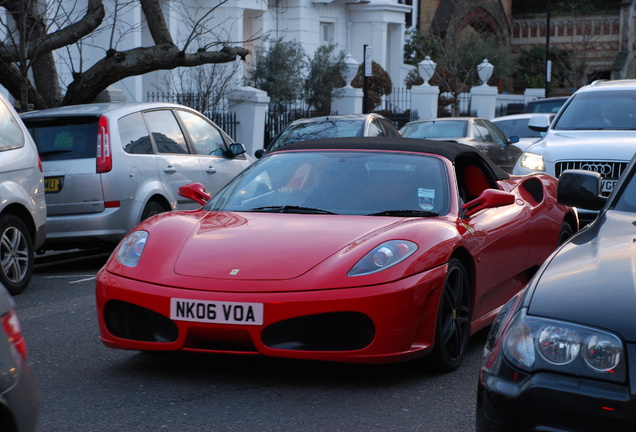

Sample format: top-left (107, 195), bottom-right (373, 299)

top-left (503, 309), bottom-right (625, 383)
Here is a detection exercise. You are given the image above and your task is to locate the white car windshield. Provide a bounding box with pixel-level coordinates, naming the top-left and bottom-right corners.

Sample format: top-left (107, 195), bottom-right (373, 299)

top-left (554, 91), bottom-right (636, 131)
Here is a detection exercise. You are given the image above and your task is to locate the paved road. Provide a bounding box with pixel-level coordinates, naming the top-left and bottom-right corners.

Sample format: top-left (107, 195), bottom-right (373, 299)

top-left (15, 249), bottom-right (485, 431)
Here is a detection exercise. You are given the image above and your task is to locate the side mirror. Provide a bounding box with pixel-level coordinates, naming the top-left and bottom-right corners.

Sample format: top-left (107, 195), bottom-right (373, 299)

top-left (179, 182), bottom-right (211, 206)
top-left (528, 114), bottom-right (551, 132)
top-left (508, 135), bottom-right (520, 144)
top-left (557, 170), bottom-right (607, 210)
top-left (229, 143), bottom-right (247, 157)
top-left (462, 189), bottom-right (516, 217)
top-left (255, 149), bottom-right (266, 159)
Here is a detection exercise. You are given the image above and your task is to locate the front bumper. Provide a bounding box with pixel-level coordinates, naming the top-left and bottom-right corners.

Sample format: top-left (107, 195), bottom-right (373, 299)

top-left (476, 364), bottom-right (636, 431)
top-left (96, 265), bottom-right (448, 364)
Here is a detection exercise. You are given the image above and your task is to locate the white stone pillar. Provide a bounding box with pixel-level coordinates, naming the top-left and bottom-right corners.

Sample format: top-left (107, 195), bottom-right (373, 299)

top-left (411, 57), bottom-right (439, 120)
top-left (332, 54), bottom-right (363, 114)
top-left (228, 86), bottom-right (270, 157)
top-left (470, 59), bottom-right (497, 119)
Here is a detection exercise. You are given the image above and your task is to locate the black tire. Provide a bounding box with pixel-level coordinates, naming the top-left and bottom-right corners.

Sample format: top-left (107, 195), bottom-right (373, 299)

top-left (430, 257), bottom-right (471, 372)
top-left (141, 200), bottom-right (166, 221)
top-left (557, 221), bottom-right (574, 246)
top-left (0, 214), bottom-right (34, 295)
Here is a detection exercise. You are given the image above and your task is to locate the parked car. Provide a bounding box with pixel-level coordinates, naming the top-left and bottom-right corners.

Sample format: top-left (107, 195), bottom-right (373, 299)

top-left (0, 94), bottom-right (46, 295)
top-left (476, 162), bottom-right (636, 431)
top-left (400, 117), bottom-right (521, 173)
top-left (513, 79), bottom-right (636, 226)
top-left (21, 102), bottom-right (253, 251)
top-left (491, 113), bottom-right (554, 153)
top-left (0, 283), bottom-right (40, 431)
top-left (96, 137), bottom-right (576, 371)
top-left (255, 113), bottom-right (400, 158)
top-left (524, 96), bottom-right (569, 114)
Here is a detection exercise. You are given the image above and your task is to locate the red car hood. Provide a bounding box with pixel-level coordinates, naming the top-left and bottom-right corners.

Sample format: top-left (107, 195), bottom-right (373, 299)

top-left (172, 212), bottom-right (408, 281)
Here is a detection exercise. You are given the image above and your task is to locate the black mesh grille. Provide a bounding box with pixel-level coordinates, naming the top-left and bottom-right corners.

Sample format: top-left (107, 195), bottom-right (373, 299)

top-left (262, 312), bottom-right (375, 351)
top-left (104, 300), bottom-right (178, 342)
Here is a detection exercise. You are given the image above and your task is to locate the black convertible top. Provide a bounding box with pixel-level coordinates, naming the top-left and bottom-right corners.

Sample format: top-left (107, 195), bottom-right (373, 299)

top-left (272, 136), bottom-right (511, 180)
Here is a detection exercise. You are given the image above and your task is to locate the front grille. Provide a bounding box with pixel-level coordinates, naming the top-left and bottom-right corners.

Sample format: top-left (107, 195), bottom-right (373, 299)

top-left (104, 300), bottom-right (178, 343)
top-left (262, 312), bottom-right (375, 351)
top-left (555, 161), bottom-right (628, 179)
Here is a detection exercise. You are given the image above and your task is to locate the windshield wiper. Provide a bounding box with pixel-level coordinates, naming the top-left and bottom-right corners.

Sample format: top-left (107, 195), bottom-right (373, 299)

top-left (368, 210), bottom-right (439, 217)
top-left (248, 205), bottom-right (337, 215)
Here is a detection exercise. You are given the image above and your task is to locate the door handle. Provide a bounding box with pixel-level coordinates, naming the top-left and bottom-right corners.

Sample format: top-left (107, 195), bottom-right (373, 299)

top-left (164, 165), bottom-right (176, 173)
top-left (206, 166), bottom-right (217, 174)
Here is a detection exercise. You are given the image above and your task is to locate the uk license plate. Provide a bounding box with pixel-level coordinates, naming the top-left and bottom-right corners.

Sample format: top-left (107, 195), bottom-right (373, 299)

top-left (45, 177), bottom-right (62, 193)
top-left (601, 179), bottom-right (618, 193)
top-left (170, 298), bottom-right (263, 325)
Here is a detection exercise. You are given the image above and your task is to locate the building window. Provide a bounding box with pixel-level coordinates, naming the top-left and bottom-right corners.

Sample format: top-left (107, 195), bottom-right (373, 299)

top-left (320, 22), bottom-right (335, 45)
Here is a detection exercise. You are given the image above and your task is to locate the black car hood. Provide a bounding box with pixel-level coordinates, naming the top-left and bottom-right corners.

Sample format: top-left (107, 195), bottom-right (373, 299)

top-left (528, 210), bottom-right (636, 342)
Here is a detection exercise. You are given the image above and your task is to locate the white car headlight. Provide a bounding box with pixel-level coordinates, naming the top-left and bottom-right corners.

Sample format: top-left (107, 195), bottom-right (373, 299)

top-left (116, 231), bottom-right (148, 267)
top-left (503, 309), bottom-right (624, 383)
top-left (348, 240), bottom-right (417, 276)
top-left (520, 152), bottom-right (545, 171)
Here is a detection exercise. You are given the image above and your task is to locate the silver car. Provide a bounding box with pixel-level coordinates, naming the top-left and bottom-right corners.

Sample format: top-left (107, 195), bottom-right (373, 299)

top-left (0, 283), bottom-right (39, 431)
top-left (0, 94), bottom-right (46, 295)
top-left (21, 103), bottom-right (252, 251)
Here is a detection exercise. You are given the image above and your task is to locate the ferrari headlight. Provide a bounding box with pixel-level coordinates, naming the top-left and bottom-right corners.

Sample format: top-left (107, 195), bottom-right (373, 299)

top-left (348, 240), bottom-right (417, 276)
top-left (116, 231), bottom-right (148, 267)
top-left (520, 152), bottom-right (545, 171)
top-left (502, 309), bottom-right (624, 383)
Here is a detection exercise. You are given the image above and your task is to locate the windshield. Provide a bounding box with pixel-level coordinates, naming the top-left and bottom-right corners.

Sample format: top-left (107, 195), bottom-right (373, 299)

top-left (493, 118), bottom-right (543, 138)
top-left (554, 91), bottom-right (636, 131)
top-left (401, 120), bottom-right (467, 139)
top-left (268, 120), bottom-right (364, 151)
top-left (206, 151), bottom-right (450, 216)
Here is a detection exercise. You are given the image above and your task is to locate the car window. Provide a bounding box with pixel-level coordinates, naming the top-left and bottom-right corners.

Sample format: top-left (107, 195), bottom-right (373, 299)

top-left (209, 151), bottom-right (450, 216)
top-left (25, 117), bottom-right (98, 160)
top-left (177, 110), bottom-right (227, 157)
top-left (380, 118), bottom-right (399, 137)
top-left (484, 121), bottom-right (507, 145)
top-left (402, 121), bottom-right (466, 139)
top-left (0, 99), bottom-right (24, 151)
top-left (493, 119), bottom-right (542, 138)
top-left (367, 119), bottom-right (383, 137)
top-left (269, 120), bottom-right (364, 151)
top-left (119, 112), bottom-right (153, 154)
top-left (473, 121), bottom-right (490, 142)
top-left (554, 91), bottom-right (636, 131)
top-left (143, 110), bottom-right (189, 154)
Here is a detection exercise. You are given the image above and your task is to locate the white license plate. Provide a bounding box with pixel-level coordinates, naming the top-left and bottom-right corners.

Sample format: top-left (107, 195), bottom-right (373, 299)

top-left (601, 179), bottom-right (618, 193)
top-left (170, 298), bottom-right (263, 325)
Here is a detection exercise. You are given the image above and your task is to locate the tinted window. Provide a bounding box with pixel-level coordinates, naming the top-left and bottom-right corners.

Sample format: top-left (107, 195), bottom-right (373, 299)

top-left (367, 119), bottom-right (383, 137)
top-left (401, 120), bottom-right (467, 139)
top-left (0, 99), bottom-right (24, 151)
top-left (177, 110), bottom-right (227, 156)
top-left (269, 120), bottom-right (364, 151)
top-left (119, 112), bottom-right (152, 154)
top-left (554, 91), bottom-right (636, 131)
top-left (25, 117), bottom-right (98, 160)
top-left (208, 151), bottom-right (450, 216)
top-left (380, 118), bottom-right (400, 137)
top-left (143, 110), bottom-right (189, 154)
top-left (493, 119), bottom-right (542, 138)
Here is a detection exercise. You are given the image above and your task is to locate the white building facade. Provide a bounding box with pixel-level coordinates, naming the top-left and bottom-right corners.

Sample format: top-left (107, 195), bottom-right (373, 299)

top-left (57, 0), bottom-right (413, 103)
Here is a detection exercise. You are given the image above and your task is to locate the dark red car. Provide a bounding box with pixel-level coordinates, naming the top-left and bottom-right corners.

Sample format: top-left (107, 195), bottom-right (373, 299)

top-left (96, 137), bottom-right (576, 371)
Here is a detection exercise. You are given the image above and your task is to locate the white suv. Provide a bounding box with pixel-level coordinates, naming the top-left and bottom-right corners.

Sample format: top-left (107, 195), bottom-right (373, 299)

top-left (21, 102), bottom-right (252, 252)
top-left (513, 79), bottom-right (636, 225)
top-left (0, 94), bottom-right (46, 294)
